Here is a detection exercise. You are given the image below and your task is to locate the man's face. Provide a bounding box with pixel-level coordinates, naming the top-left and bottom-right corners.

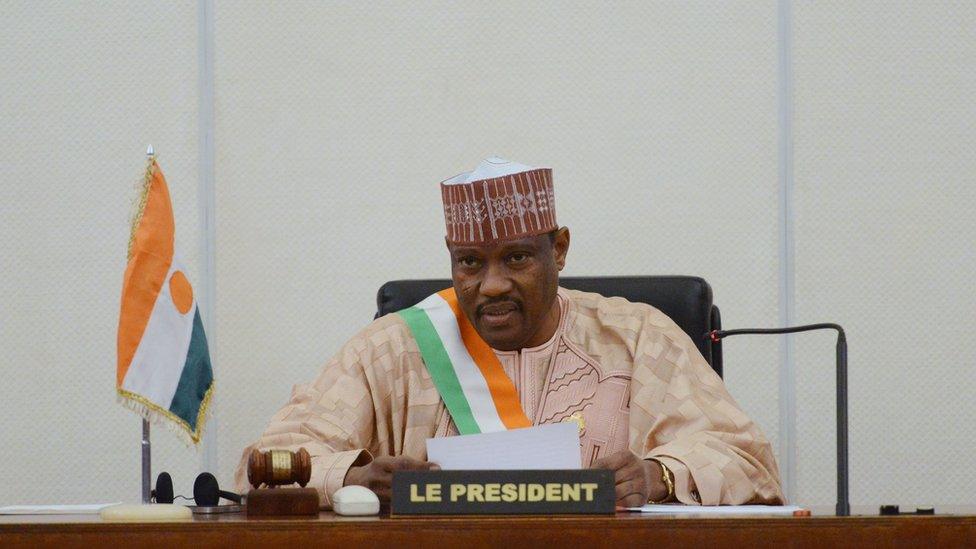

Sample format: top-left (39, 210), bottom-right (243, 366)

top-left (447, 228), bottom-right (570, 351)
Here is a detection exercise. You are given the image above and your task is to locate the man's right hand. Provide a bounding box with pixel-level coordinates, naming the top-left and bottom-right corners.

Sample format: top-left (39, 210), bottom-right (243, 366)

top-left (343, 456), bottom-right (440, 502)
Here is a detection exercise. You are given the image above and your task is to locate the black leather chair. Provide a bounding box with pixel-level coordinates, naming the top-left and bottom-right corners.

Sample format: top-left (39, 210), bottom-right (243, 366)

top-left (375, 276), bottom-right (723, 378)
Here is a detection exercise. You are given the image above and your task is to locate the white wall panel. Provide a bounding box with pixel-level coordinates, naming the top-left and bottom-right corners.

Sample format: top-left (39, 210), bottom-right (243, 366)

top-left (14, 0), bottom-right (972, 510)
top-left (793, 1), bottom-right (976, 506)
top-left (214, 1), bottom-right (782, 491)
top-left (0, 2), bottom-right (204, 504)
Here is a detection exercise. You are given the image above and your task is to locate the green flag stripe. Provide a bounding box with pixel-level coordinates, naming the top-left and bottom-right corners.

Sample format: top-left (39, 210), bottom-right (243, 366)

top-left (169, 307), bottom-right (214, 430)
top-left (398, 306), bottom-right (480, 435)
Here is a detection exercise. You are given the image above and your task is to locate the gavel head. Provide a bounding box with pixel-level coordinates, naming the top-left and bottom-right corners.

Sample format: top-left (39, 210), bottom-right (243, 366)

top-left (247, 448), bottom-right (312, 490)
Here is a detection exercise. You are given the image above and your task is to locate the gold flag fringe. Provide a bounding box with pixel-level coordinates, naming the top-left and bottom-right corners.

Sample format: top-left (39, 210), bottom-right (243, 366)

top-left (126, 156), bottom-right (156, 261)
top-left (117, 384), bottom-right (214, 446)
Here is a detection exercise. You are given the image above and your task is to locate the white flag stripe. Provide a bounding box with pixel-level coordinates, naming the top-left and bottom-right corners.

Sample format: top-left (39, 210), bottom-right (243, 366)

top-left (122, 261), bottom-right (195, 407)
top-left (416, 294), bottom-right (507, 433)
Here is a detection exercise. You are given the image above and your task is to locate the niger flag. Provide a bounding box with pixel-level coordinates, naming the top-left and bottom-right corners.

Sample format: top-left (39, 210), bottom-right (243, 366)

top-left (117, 156), bottom-right (213, 444)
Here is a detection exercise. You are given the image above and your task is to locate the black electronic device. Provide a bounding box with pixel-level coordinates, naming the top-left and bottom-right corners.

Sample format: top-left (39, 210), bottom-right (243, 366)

top-left (150, 471), bottom-right (174, 504)
top-left (880, 505), bottom-right (936, 516)
top-left (151, 471), bottom-right (242, 506)
top-left (193, 472), bottom-right (243, 506)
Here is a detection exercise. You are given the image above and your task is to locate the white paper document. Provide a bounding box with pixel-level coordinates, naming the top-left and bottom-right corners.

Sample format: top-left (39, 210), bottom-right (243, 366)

top-left (627, 504), bottom-right (804, 515)
top-left (0, 502), bottom-right (122, 515)
top-left (427, 423), bottom-right (582, 470)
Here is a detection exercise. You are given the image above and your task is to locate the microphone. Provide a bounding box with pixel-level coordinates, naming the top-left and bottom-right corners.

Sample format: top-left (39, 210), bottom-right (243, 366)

top-left (193, 472), bottom-right (243, 506)
top-left (707, 323), bottom-right (849, 517)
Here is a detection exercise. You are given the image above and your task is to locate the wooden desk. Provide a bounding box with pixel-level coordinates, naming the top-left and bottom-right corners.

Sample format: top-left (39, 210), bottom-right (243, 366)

top-left (3, 509), bottom-right (975, 548)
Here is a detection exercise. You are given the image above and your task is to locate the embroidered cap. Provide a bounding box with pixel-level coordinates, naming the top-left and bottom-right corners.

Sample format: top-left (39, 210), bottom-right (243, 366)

top-left (441, 157), bottom-right (556, 245)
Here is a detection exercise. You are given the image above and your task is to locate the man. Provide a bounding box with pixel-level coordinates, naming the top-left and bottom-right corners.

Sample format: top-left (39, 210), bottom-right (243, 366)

top-left (236, 157), bottom-right (784, 508)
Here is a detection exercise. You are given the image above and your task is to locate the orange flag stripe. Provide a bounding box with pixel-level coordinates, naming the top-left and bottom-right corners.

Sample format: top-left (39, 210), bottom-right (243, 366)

top-left (116, 161), bottom-right (175, 386)
top-left (436, 288), bottom-right (532, 430)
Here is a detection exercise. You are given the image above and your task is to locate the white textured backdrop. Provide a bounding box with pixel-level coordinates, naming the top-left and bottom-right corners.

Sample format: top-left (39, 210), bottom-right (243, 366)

top-left (792, 1), bottom-right (976, 506)
top-left (1, 1), bottom-right (972, 508)
top-left (0, 1), bottom-right (206, 504)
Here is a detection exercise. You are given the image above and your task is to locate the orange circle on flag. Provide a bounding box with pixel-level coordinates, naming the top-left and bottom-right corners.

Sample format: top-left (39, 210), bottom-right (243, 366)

top-left (170, 271), bottom-right (193, 314)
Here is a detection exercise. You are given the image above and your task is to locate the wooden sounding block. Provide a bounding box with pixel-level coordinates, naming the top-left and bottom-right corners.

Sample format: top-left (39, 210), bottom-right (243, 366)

top-left (246, 487), bottom-right (319, 517)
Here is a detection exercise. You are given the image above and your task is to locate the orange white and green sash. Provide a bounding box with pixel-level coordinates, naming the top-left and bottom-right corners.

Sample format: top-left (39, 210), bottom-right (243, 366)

top-left (398, 289), bottom-right (532, 435)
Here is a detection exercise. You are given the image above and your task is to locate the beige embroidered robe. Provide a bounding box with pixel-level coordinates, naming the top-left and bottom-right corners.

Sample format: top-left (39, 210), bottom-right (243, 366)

top-left (235, 288), bottom-right (785, 508)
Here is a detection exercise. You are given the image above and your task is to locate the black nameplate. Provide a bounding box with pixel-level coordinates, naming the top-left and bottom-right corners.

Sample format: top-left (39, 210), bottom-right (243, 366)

top-left (391, 469), bottom-right (615, 515)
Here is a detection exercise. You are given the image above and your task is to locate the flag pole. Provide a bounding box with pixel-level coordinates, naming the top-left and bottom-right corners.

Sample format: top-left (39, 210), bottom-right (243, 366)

top-left (142, 419), bottom-right (151, 503)
top-left (141, 144), bottom-right (155, 505)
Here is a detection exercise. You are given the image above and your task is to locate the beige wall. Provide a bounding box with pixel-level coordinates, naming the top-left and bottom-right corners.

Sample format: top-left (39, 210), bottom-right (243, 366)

top-left (1, 1), bottom-right (972, 507)
top-left (792, 1), bottom-right (976, 505)
top-left (0, 1), bottom-right (205, 504)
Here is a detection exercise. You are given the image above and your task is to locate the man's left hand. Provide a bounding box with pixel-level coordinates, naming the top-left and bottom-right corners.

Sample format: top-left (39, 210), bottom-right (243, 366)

top-left (589, 450), bottom-right (666, 507)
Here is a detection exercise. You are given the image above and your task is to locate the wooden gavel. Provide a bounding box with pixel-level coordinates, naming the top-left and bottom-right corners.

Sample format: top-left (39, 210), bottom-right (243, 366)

top-left (247, 448), bottom-right (312, 489)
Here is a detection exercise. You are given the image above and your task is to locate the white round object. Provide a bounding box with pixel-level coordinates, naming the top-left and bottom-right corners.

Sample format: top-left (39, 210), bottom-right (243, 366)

top-left (331, 485), bottom-right (380, 516)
